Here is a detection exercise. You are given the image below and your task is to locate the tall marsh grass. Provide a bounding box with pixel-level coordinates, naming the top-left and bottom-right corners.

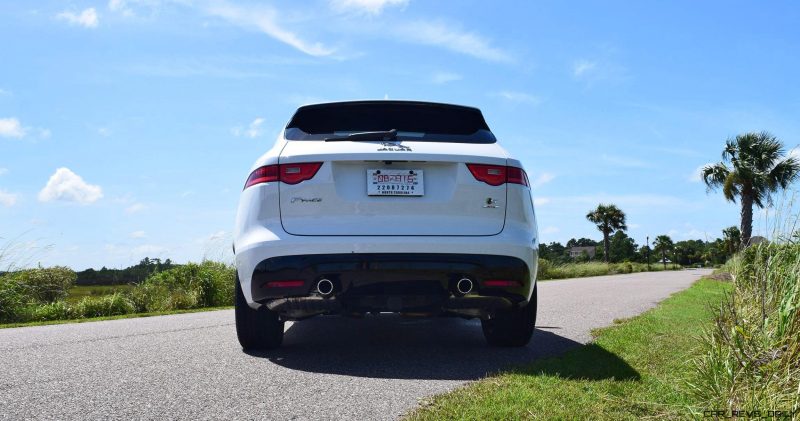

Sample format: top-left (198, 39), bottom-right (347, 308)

top-left (692, 195), bottom-right (800, 415)
top-left (692, 244), bottom-right (800, 414)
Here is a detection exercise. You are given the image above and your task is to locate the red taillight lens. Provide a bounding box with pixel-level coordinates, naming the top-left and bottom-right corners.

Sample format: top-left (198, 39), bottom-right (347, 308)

top-left (506, 167), bottom-right (529, 186)
top-left (263, 280), bottom-right (305, 288)
top-left (244, 165), bottom-right (279, 189)
top-left (467, 164), bottom-right (507, 186)
top-left (243, 162), bottom-right (323, 189)
top-left (280, 162), bottom-right (323, 185)
top-left (466, 164), bottom-right (528, 187)
top-left (483, 279), bottom-right (522, 288)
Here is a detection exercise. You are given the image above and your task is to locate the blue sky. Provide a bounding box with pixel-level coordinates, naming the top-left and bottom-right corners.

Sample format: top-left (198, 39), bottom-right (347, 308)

top-left (1, 0), bottom-right (799, 270)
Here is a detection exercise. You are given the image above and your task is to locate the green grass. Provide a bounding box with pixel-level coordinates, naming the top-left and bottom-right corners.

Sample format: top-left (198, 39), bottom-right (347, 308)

top-left (407, 279), bottom-right (731, 420)
top-left (0, 305), bottom-right (232, 329)
top-left (66, 284), bottom-right (135, 303)
top-left (693, 243), bottom-right (800, 414)
top-left (538, 260), bottom-right (683, 281)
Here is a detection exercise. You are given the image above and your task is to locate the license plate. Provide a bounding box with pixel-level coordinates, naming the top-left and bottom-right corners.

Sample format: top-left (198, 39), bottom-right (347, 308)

top-left (367, 169), bottom-right (424, 196)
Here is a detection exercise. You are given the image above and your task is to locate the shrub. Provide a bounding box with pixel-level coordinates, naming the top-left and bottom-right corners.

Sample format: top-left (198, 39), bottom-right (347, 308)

top-left (130, 261), bottom-right (234, 312)
top-left (536, 258), bottom-right (553, 279)
top-left (8, 266), bottom-right (76, 303)
top-left (75, 293), bottom-right (136, 318)
top-left (31, 301), bottom-right (76, 321)
top-left (0, 275), bottom-right (30, 323)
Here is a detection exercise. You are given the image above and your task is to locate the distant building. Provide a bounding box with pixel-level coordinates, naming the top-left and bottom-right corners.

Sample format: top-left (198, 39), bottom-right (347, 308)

top-left (568, 246), bottom-right (596, 259)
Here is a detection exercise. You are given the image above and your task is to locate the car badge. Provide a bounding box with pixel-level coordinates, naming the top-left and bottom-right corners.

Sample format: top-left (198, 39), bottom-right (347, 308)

top-left (291, 197), bottom-right (322, 203)
top-left (377, 142), bottom-right (412, 152)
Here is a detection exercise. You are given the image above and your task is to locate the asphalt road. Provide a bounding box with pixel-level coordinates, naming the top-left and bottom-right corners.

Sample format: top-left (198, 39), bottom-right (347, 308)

top-left (1, 269), bottom-right (711, 420)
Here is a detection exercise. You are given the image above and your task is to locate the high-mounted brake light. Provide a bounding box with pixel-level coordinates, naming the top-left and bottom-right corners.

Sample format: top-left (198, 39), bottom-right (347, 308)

top-left (243, 162), bottom-right (323, 189)
top-left (466, 164), bottom-right (529, 187)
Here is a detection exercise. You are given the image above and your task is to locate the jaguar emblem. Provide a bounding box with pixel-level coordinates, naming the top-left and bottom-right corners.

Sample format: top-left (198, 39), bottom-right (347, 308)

top-left (377, 142), bottom-right (412, 152)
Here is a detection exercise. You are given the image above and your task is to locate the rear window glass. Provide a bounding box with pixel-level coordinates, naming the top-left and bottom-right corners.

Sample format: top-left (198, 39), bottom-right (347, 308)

top-left (285, 101), bottom-right (496, 143)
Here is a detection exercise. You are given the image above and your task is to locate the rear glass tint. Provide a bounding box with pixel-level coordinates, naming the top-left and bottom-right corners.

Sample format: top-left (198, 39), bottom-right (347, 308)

top-left (285, 101), bottom-right (496, 143)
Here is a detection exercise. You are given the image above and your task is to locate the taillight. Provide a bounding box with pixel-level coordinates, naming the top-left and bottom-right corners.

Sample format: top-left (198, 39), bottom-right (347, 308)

top-left (280, 162), bottom-right (323, 185)
top-left (506, 167), bottom-right (529, 186)
top-left (244, 165), bottom-right (279, 189)
top-left (243, 162), bottom-right (322, 189)
top-left (466, 164), bottom-right (529, 187)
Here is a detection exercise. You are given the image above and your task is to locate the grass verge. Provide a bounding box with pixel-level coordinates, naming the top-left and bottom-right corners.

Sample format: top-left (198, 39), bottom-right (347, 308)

top-left (407, 279), bottom-right (731, 420)
top-left (66, 284), bottom-right (135, 303)
top-left (0, 306), bottom-right (232, 329)
top-left (538, 259), bottom-right (683, 281)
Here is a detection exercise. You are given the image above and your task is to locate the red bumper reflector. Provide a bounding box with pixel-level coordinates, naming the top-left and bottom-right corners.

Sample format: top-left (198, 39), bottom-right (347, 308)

top-left (264, 280), bottom-right (305, 288)
top-left (483, 279), bottom-right (522, 287)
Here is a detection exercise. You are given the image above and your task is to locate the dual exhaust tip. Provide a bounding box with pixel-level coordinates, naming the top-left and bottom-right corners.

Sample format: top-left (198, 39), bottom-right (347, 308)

top-left (455, 277), bottom-right (474, 295)
top-left (317, 277), bottom-right (474, 296)
top-left (317, 278), bottom-right (335, 296)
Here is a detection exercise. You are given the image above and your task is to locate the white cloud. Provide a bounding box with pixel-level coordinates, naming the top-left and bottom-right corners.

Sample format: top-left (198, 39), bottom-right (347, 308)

top-left (534, 197), bottom-right (551, 207)
top-left (232, 117), bottom-right (265, 138)
top-left (125, 202), bottom-right (147, 214)
top-left (130, 230), bottom-right (147, 239)
top-left (0, 118), bottom-right (26, 138)
top-left (789, 147), bottom-right (799, 160)
top-left (56, 8), bottom-right (99, 28)
top-left (208, 230), bottom-right (227, 241)
top-left (108, 0), bottom-right (135, 17)
top-left (132, 244), bottom-right (169, 255)
top-left (97, 127), bottom-right (112, 137)
top-left (541, 226), bottom-right (560, 235)
top-left (38, 168), bottom-right (103, 204)
top-left (496, 90), bottom-right (541, 105)
top-left (0, 88), bottom-right (10, 96)
top-left (331, 0), bottom-right (408, 15)
top-left (431, 71), bottom-right (462, 84)
top-left (0, 190), bottom-right (18, 207)
top-left (689, 162), bottom-right (715, 182)
top-left (531, 172), bottom-right (555, 188)
top-left (399, 20), bottom-right (511, 63)
top-left (204, 3), bottom-right (335, 57)
top-left (0, 168), bottom-right (8, 176)
top-left (573, 59), bottom-right (597, 77)
top-left (0, 117), bottom-right (49, 139)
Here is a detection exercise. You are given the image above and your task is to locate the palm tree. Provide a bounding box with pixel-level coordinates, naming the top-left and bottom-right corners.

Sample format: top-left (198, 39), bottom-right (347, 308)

top-left (653, 235), bottom-right (674, 269)
top-left (721, 226), bottom-right (741, 255)
top-left (702, 132), bottom-right (799, 246)
top-left (586, 204), bottom-right (627, 263)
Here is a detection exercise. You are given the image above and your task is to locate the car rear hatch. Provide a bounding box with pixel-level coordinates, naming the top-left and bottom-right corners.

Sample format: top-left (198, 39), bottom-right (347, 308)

top-left (277, 101), bottom-right (510, 236)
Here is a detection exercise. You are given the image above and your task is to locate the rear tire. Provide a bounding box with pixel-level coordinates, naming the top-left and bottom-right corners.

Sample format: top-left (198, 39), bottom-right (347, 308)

top-left (235, 277), bottom-right (284, 350)
top-left (481, 286), bottom-right (537, 347)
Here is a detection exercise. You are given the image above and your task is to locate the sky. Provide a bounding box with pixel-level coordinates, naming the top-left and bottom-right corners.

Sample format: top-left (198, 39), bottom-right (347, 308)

top-left (1, 0), bottom-right (800, 270)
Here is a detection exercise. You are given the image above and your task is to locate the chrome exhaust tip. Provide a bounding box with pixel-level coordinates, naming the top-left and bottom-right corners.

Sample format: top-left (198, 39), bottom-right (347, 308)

top-left (456, 278), bottom-right (474, 295)
top-left (317, 278), bottom-right (335, 296)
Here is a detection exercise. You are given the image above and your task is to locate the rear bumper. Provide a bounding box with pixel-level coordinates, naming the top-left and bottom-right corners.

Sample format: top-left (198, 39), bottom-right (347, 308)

top-left (248, 253), bottom-right (533, 319)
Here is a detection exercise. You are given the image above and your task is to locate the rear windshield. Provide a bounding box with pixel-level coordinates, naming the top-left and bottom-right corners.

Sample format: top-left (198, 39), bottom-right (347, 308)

top-left (285, 101), bottom-right (496, 143)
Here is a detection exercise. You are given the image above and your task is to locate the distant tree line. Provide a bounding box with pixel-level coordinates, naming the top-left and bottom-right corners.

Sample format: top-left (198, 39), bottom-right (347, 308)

top-left (539, 226), bottom-right (742, 267)
top-left (76, 257), bottom-right (176, 285)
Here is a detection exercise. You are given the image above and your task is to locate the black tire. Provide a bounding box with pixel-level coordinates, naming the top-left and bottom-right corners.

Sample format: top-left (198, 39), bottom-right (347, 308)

top-left (235, 277), bottom-right (284, 350)
top-left (481, 286), bottom-right (537, 347)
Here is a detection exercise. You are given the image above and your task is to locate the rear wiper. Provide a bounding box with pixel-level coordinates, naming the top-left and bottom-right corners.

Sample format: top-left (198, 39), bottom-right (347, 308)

top-left (323, 129), bottom-right (397, 142)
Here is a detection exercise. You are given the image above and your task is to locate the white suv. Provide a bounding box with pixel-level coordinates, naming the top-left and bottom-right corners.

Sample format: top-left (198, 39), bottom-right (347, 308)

top-left (233, 100), bottom-right (539, 350)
